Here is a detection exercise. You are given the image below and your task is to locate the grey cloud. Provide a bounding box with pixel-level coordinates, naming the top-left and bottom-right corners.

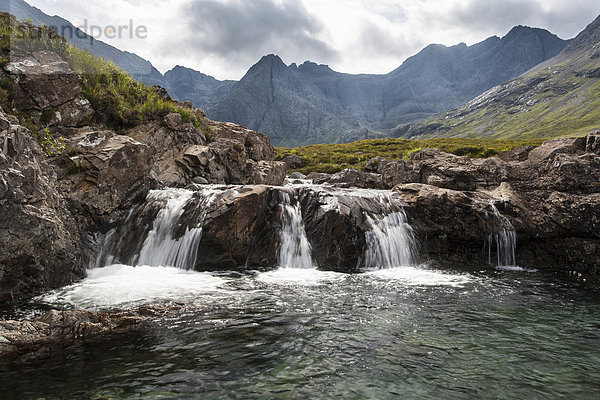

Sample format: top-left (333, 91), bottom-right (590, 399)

top-left (441, 0), bottom-right (600, 40)
top-left (178, 0), bottom-right (336, 66)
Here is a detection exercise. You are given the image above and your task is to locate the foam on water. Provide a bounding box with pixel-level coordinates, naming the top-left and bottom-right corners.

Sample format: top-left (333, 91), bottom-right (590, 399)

top-left (365, 266), bottom-right (472, 287)
top-left (40, 265), bottom-right (229, 310)
top-left (257, 268), bottom-right (345, 286)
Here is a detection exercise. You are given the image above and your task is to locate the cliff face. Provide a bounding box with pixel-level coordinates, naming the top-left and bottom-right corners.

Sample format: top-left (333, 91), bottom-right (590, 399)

top-left (164, 66), bottom-right (236, 108)
top-left (205, 28), bottom-right (567, 146)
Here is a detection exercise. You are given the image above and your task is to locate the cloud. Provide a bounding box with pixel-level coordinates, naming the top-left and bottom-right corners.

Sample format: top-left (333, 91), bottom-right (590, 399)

top-left (171, 0), bottom-right (335, 76)
top-left (23, 0), bottom-right (600, 80)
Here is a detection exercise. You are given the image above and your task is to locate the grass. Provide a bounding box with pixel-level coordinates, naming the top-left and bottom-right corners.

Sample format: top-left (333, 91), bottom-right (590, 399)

top-left (0, 13), bottom-right (210, 139)
top-left (276, 138), bottom-right (543, 174)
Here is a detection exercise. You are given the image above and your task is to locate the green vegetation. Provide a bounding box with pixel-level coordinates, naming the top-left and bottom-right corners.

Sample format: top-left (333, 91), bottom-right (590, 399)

top-left (276, 137), bottom-right (542, 174)
top-left (0, 13), bottom-right (210, 140)
top-left (409, 53), bottom-right (600, 140)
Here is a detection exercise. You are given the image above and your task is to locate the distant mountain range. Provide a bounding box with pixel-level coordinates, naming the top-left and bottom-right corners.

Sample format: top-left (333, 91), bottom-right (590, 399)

top-left (392, 15), bottom-right (600, 140)
top-left (2, 0), bottom-right (581, 146)
top-left (204, 27), bottom-right (566, 146)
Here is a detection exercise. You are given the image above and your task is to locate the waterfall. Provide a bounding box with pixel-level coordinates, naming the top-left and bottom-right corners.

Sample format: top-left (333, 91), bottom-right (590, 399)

top-left (363, 210), bottom-right (415, 270)
top-left (487, 203), bottom-right (517, 267)
top-left (135, 188), bottom-right (217, 269)
top-left (278, 192), bottom-right (314, 269)
top-left (95, 188), bottom-right (219, 270)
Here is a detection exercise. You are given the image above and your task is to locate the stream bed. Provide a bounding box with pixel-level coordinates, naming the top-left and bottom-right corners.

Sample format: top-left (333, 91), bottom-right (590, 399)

top-left (1, 265), bottom-right (599, 399)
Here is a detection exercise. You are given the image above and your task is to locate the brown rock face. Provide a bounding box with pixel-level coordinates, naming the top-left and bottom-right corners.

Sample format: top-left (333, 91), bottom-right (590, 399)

top-left (0, 108), bottom-right (85, 305)
top-left (3, 51), bottom-right (93, 126)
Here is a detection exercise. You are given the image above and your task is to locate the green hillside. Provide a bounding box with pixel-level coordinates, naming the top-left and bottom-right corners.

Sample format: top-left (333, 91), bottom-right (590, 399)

top-left (392, 16), bottom-right (600, 140)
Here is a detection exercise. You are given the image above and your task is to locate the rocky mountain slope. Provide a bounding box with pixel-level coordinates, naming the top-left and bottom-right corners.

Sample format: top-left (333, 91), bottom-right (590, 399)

top-left (393, 15), bottom-right (600, 140)
top-left (164, 66), bottom-right (236, 108)
top-left (0, 0), bottom-right (175, 93)
top-left (206, 27), bottom-right (566, 146)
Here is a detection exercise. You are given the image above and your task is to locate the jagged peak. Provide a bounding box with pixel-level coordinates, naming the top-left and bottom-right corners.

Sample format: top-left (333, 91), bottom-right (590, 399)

top-left (564, 13), bottom-right (600, 51)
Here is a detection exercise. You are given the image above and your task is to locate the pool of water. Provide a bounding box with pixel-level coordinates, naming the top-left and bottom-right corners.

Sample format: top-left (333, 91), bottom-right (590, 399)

top-left (1, 265), bottom-right (599, 399)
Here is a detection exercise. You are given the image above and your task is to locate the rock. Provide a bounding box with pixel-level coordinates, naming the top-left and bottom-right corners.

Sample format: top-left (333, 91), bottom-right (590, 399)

top-left (281, 154), bottom-right (304, 170)
top-left (0, 109), bottom-right (85, 305)
top-left (249, 160), bottom-right (286, 186)
top-left (194, 186), bottom-right (282, 270)
top-left (163, 112), bottom-right (182, 130)
top-left (209, 121), bottom-right (275, 162)
top-left (525, 136), bottom-right (587, 164)
top-left (289, 172), bottom-right (307, 179)
top-left (61, 133), bottom-right (155, 226)
top-left (3, 51), bottom-right (93, 126)
top-left (0, 304), bottom-right (184, 357)
top-left (314, 168), bottom-right (384, 189)
top-left (364, 157), bottom-right (390, 173)
top-left (586, 130), bottom-right (600, 154)
top-left (191, 176), bottom-right (209, 185)
top-left (498, 145), bottom-right (537, 162)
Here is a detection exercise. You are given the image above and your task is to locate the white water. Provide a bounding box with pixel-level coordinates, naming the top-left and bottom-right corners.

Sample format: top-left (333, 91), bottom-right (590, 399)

top-left (278, 191), bottom-right (315, 269)
top-left (363, 211), bottom-right (415, 270)
top-left (366, 266), bottom-right (472, 287)
top-left (488, 203), bottom-right (518, 268)
top-left (41, 265), bottom-right (229, 310)
top-left (135, 188), bottom-right (218, 270)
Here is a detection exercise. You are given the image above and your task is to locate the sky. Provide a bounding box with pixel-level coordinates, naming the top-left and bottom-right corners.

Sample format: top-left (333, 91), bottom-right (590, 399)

top-left (25, 0), bottom-right (600, 80)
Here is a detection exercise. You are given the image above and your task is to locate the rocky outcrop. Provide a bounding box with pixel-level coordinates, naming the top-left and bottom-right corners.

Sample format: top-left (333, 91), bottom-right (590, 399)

top-left (3, 50), bottom-right (93, 127)
top-left (0, 108), bottom-right (85, 305)
top-left (0, 304), bottom-right (183, 357)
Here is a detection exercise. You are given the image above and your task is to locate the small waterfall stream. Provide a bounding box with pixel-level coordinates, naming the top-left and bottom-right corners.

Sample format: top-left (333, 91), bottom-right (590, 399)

top-left (363, 210), bottom-right (415, 269)
top-left (278, 191), bottom-right (314, 269)
top-left (487, 203), bottom-right (517, 267)
top-left (135, 189), bottom-right (217, 269)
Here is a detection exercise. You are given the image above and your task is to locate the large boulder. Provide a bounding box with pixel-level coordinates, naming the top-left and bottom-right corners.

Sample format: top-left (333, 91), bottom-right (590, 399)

top-left (3, 51), bottom-right (93, 126)
top-left (59, 130), bottom-right (155, 226)
top-left (0, 109), bottom-right (84, 305)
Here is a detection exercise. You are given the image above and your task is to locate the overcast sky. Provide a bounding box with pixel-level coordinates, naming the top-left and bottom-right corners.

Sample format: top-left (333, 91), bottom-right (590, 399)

top-left (26, 0), bottom-right (600, 80)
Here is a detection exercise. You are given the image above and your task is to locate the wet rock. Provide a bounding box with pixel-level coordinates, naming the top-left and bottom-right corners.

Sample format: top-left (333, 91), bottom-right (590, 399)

top-left (194, 186), bottom-right (282, 270)
top-left (0, 304), bottom-right (183, 357)
top-left (192, 176), bottom-right (209, 185)
top-left (289, 172), bottom-right (307, 179)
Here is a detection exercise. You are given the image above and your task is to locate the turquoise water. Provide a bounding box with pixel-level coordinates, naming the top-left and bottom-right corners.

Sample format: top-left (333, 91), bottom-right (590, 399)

top-left (0, 266), bottom-right (599, 399)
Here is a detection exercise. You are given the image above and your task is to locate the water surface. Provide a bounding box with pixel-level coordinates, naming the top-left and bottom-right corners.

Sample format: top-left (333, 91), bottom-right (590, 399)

top-left (1, 265), bottom-right (599, 399)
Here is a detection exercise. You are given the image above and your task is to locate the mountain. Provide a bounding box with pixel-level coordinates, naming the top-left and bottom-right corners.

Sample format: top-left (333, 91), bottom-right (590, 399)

top-left (206, 54), bottom-right (371, 146)
top-left (164, 66), bottom-right (236, 108)
top-left (392, 15), bottom-right (600, 140)
top-left (206, 27), bottom-right (567, 146)
top-left (0, 0), bottom-right (175, 93)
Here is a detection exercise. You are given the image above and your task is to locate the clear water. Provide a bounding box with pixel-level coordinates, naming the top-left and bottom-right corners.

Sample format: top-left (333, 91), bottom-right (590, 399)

top-left (1, 266), bottom-right (599, 400)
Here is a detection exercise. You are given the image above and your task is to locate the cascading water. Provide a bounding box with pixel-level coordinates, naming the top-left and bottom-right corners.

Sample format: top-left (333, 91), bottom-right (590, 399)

top-left (487, 203), bottom-right (517, 267)
top-left (277, 191), bottom-right (314, 269)
top-left (363, 210), bottom-right (415, 269)
top-left (135, 188), bottom-right (218, 269)
top-left (94, 188), bottom-right (219, 270)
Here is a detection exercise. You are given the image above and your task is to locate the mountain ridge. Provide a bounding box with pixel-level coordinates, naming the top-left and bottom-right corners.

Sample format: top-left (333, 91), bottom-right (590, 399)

top-left (205, 27), bottom-right (567, 146)
top-left (390, 14), bottom-right (600, 140)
